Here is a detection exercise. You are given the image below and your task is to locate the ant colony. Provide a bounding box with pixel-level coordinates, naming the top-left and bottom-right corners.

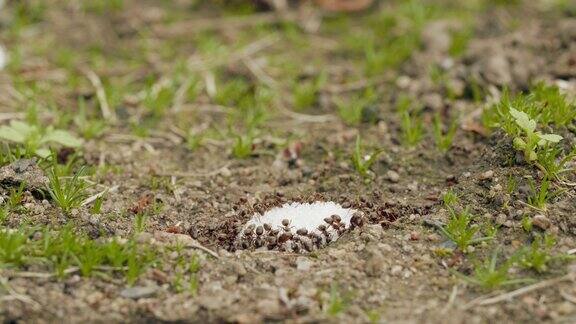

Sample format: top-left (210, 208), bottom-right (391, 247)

top-left (234, 201), bottom-right (365, 253)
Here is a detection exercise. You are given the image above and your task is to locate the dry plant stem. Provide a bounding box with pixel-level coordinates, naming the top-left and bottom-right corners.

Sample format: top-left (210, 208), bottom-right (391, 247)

top-left (0, 277), bottom-right (43, 310)
top-left (560, 289), bottom-right (576, 304)
top-left (188, 242), bottom-right (219, 259)
top-left (83, 69), bottom-right (115, 122)
top-left (81, 185), bottom-right (119, 207)
top-left (188, 35), bottom-right (279, 73)
top-left (441, 285), bottom-right (459, 314)
top-left (463, 274), bottom-right (573, 309)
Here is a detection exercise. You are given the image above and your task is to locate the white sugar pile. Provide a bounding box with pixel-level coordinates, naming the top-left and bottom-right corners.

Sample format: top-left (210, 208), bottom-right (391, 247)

top-left (235, 201), bottom-right (365, 253)
top-left (245, 201), bottom-right (356, 231)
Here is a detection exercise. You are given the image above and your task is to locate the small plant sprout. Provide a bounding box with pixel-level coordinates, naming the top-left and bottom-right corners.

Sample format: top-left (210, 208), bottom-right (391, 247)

top-left (48, 166), bottom-right (91, 214)
top-left (74, 97), bottom-right (106, 140)
top-left (0, 120), bottom-right (82, 158)
top-left (0, 228), bottom-right (28, 266)
top-left (432, 113), bottom-right (458, 153)
top-left (518, 234), bottom-right (561, 273)
top-left (8, 181), bottom-right (26, 209)
top-left (0, 205), bottom-right (9, 224)
top-left (235, 202), bottom-right (365, 253)
top-left (509, 108), bottom-right (563, 164)
top-left (441, 189), bottom-right (459, 207)
top-left (292, 72), bottom-right (327, 111)
top-left (457, 249), bottom-right (532, 290)
top-left (336, 88), bottom-right (377, 126)
top-left (324, 283), bottom-right (352, 316)
top-left (232, 133), bottom-right (254, 159)
top-left (527, 177), bottom-right (558, 210)
top-left (351, 136), bottom-right (383, 179)
top-left (438, 208), bottom-right (494, 252)
top-left (521, 215), bottom-right (533, 232)
top-left (186, 130), bottom-right (204, 152)
top-left (398, 96), bottom-right (424, 147)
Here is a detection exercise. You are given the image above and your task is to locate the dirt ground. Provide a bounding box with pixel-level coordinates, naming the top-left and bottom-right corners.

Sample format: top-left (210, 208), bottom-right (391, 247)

top-left (1, 0), bottom-right (576, 323)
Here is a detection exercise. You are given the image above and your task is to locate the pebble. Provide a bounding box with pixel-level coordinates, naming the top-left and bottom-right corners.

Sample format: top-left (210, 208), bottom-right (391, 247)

top-left (296, 257), bottom-right (312, 271)
top-left (532, 214), bottom-right (551, 230)
top-left (120, 285), bottom-right (158, 299)
top-left (495, 213), bottom-right (507, 225)
top-left (390, 265), bottom-right (403, 276)
top-left (365, 253), bottom-right (386, 277)
top-left (385, 170), bottom-right (400, 183)
top-left (219, 167), bottom-right (232, 177)
top-left (479, 170), bottom-right (494, 180)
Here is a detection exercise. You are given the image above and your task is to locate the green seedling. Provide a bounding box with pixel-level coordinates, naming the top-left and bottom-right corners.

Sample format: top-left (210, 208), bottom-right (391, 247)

top-left (126, 243), bottom-right (156, 285)
top-left (527, 177), bottom-right (557, 210)
top-left (518, 235), bottom-right (559, 273)
top-left (506, 175), bottom-right (518, 195)
top-left (398, 97), bottom-right (424, 147)
top-left (449, 28), bottom-right (472, 57)
top-left (457, 249), bottom-right (532, 290)
top-left (537, 146), bottom-right (576, 180)
top-left (521, 215), bottom-right (533, 232)
top-left (441, 189), bottom-right (459, 207)
top-left (433, 113), bottom-right (458, 153)
top-left (0, 205), bottom-right (9, 224)
top-left (8, 182), bottom-right (26, 209)
top-left (73, 240), bottom-right (104, 277)
top-left (214, 79), bottom-right (251, 107)
top-left (483, 84), bottom-right (576, 131)
top-left (292, 72), bottom-right (327, 111)
top-left (90, 195), bottom-right (104, 214)
top-left (186, 130), bottom-right (204, 152)
top-left (351, 136), bottom-right (383, 179)
top-left (438, 208), bottom-right (494, 252)
top-left (509, 108), bottom-right (563, 163)
top-left (0, 120), bottom-right (82, 158)
top-left (336, 88), bottom-right (377, 125)
top-left (0, 228), bottom-right (28, 266)
top-left (0, 144), bottom-right (26, 166)
top-left (48, 166), bottom-right (91, 214)
top-left (74, 97), bottom-right (106, 140)
top-left (324, 284), bottom-right (351, 317)
top-left (133, 212), bottom-right (149, 233)
top-left (232, 133), bottom-right (254, 159)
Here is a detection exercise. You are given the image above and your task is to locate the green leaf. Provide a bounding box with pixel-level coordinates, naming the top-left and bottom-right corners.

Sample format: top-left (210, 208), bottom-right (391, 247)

top-left (42, 129), bottom-right (83, 147)
top-left (35, 148), bottom-right (51, 158)
top-left (513, 137), bottom-right (526, 150)
top-left (509, 108), bottom-right (536, 133)
top-left (0, 125), bottom-right (25, 143)
top-left (0, 120), bottom-right (37, 143)
top-left (537, 133), bottom-right (563, 144)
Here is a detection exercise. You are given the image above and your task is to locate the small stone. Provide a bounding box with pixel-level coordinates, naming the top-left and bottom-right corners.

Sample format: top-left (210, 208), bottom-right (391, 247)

top-left (390, 265), bottom-right (403, 276)
top-left (386, 170), bottom-right (400, 183)
top-left (219, 167), bottom-right (232, 177)
top-left (495, 213), bottom-right (507, 225)
top-left (365, 253), bottom-right (386, 277)
top-left (557, 302), bottom-right (575, 315)
top-left (532, 215), bottom-right (551, 230)
top-left (410, 231), bottom-right (420, 241)
top-left (296, 257), bottom-right (312, 271)
top-left (120, 285), bottom-right (158, 299)
top-left (427, 233), bottom-right (442, 242)
top-left (479, 170), bottom-right (494, 180)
